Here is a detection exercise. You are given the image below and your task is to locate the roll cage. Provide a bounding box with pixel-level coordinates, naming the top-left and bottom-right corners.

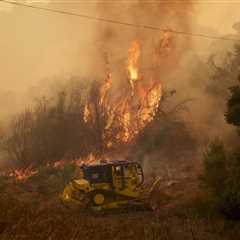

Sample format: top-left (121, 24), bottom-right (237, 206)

top-left (81, 160), bottom-right (144, 188)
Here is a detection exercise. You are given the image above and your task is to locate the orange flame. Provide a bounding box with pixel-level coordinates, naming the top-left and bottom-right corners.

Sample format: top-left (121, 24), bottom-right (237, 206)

top-left (127, 40), bottom-right (141, 94)
top-left (7, 167), bottom-right (38, 181)
top-left (99, 40), bottom-right (163, 144)
top-left (2, 38), bottom-right (169, 178)
top-left (84, 103), bottom-right (90, 123)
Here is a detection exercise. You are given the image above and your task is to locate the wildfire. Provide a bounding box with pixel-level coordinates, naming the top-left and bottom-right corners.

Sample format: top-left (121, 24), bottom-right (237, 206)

top-left (84, 103), bottom-right (90, 123)
top-left (138, 83), bottom-right (162, 125)
top-left (7, 167), bottom-right (38, 181)
top-left (75, 153), bottom-right (98, 166)
top-left (2, 154), bottom-right (98, 182)
top-left (121, 102), bottom-right (131, 143)
top-left (2, 37), bottom-right (171, 181)
top-left (100, 72), bottom-right (112, 106)
top-left (88, 39), bottom-right (163, 145)
top-left (127, 40), bottom-right (141, 94)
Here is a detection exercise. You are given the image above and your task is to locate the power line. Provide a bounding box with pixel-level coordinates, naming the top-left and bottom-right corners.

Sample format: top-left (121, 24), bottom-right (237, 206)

top-left (0, 0), bottom-right (239, 42)
top-left (2, 1), bottom-right (240, 3)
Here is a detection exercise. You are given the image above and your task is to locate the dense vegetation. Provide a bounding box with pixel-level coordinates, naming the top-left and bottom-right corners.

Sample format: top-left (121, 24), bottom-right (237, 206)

top-left (1, 32), bottom-right (240, 240)
top-left (204, 43), bottom-right (240, 219)
top-left (1, 80), bottom-right (126, 168)
top-left (1, 163), bottom-right (240, 240)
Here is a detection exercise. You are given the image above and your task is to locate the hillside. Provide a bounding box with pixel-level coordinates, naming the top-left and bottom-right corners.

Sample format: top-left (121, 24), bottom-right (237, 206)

top-left (0, 164), bottom-right (240, 240)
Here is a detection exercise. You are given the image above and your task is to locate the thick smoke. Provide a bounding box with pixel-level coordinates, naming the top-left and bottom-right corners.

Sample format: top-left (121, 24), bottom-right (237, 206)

top-left (91, 1), bottom-right (239, 175)
top-left (94, 1), bottom-right (236, 144)
top-left (0, 0), bottom-right (240, 170)
top-left (94, 1), bottom-right (194, 87)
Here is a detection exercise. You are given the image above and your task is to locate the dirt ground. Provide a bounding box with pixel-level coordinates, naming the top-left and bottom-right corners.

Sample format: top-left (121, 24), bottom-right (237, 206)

top-left (0, 168), bottom-right (240, 240)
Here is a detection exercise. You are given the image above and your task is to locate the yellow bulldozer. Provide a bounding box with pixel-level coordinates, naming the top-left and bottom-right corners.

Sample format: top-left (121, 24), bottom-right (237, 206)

top-left (61, 160), bottom-right (154, 211)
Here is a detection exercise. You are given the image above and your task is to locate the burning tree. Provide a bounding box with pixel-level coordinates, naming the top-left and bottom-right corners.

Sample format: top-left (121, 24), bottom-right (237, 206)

top-left (3, 88), bottom-right (89, 168)
top-left (82, 39), bottom-right (164, 157)
top-left (2, 34), bottom-right (179, 180)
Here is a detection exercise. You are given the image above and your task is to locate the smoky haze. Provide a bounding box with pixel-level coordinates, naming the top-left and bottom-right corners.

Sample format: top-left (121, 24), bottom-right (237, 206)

top-left (0, 0), bottom-right (239, 142)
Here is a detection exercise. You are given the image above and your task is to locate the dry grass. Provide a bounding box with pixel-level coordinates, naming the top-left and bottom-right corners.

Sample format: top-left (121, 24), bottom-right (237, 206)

top-left (0, 169), bottom-right (240, 240)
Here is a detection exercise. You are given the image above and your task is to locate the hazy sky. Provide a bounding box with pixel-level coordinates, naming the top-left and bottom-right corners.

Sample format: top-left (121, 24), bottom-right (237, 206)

top-left (0, 0), bottom-right (239, 150)
top-left (0, 0), bottom-right (239, 92)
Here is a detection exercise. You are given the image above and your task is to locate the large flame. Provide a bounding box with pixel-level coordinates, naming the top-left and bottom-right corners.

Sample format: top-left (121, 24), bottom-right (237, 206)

top-left (84, 39), bottom-right (163, 146)
top-left (127, 40), bottom-right (141, 95)
top-left (106, 40), bottom-right (162, 143)
top-left (3, 37), bottom-right (171, 181)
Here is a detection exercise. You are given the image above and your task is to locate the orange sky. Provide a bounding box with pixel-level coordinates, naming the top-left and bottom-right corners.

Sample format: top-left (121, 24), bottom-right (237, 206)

top-left (0, 1), bottom-right (239, 92)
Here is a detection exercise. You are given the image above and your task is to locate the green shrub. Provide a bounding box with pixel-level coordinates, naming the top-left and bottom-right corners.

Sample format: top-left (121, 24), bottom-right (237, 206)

top-left (203, 139), bottom-right (227, 199)
top-left (220, 149), bottom-right (240, 218)
top-left (225, 86), bottom-right (240, 127)
top-left (204, 141), bottom-right (240, 219)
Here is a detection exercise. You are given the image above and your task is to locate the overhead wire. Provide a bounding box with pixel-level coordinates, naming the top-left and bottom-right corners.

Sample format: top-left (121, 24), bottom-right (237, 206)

top-left (0, 0), bottom-right (239, 42)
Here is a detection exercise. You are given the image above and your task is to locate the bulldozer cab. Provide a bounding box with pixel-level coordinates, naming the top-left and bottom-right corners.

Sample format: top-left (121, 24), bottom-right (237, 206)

top-left (81, 161), bottom-right (144, 190)
top-left (83, 164), bottom-right (113, 184)
top-left (62, 160), bottom-right (146, 210)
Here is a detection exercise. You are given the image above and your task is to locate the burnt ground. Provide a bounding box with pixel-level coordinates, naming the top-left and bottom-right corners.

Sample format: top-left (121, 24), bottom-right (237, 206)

top-left (0, 167), bottom-right (240, 240)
